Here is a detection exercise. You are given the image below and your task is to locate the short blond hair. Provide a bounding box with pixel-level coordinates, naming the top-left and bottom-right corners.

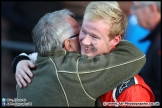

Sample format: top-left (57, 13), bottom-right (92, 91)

top-left (84, 1), bottom-right (127, 39)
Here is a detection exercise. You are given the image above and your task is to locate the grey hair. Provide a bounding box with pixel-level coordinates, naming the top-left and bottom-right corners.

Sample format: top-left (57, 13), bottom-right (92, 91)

top-left (140, 1), bottom-right (161, 12)
top-left (32, 9), bottom-right (75, 55)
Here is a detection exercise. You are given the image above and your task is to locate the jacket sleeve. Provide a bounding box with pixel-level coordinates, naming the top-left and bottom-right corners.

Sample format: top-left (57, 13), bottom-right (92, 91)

top-left (12, 54), bottom-right (30, 74)
top-left (76, 40), bottom-right (146, 99)
top-left (12, 52), bottom-right (38, 74)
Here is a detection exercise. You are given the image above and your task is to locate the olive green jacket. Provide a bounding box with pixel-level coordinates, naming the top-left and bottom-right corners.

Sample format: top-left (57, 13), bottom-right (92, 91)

top-left (16, 40), bottom-right (146, 107)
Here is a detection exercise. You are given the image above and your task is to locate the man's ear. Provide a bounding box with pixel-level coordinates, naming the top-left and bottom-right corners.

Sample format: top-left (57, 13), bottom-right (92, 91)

top-left (64, 39), bottom-right (71, 51)
top-left (112, 35), bottom-right (121, 46)
top-left (149, 3), bottom-right (158, 17)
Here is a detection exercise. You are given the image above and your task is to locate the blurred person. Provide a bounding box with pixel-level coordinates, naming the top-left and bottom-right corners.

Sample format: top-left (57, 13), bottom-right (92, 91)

top-left (124, 14), bottom-right (150, 54)
top-left (13, 2), bottom-right (146, 107)
top-left (131, 1), bottom-right (161, 103)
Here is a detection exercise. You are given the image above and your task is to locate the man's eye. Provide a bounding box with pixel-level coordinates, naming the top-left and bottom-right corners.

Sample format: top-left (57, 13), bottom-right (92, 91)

top-left (92, 36), bottom-right (98, 39)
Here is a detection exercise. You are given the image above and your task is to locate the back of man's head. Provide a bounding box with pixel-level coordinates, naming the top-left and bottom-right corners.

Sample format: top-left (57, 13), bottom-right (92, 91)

top-left (83, 1), bottom-right (128, 40)
top-left (132, 1), bottom-right (161, 30)
top-left (32, 9), bottom-right (75, 55)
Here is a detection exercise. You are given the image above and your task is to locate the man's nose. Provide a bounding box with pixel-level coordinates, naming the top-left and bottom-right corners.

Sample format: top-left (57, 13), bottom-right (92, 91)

top-left (82, 35), bottom-right (91, 45)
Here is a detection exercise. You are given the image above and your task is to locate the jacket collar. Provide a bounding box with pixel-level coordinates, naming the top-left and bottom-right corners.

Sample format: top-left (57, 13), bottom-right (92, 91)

top-left (38, 50), bottom-right (67, 57)
top-left (140, 20), bottom-right (161, 42)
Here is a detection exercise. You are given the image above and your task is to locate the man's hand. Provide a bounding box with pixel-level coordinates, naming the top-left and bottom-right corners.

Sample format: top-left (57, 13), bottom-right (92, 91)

top-left (15, 60), bottom-right (35, 88)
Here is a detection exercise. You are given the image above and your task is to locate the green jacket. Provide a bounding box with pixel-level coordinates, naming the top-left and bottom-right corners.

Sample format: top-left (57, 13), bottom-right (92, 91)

top-left (16, 40), bottom-right (146, 107)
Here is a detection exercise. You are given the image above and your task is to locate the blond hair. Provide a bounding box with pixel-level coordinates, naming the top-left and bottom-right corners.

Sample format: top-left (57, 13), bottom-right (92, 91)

top-left (84, 1), bottom-right (127, 39)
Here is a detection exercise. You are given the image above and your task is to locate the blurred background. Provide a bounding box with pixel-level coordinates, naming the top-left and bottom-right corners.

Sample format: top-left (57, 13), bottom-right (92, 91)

top-left (1, 1), bottom-right (134, 99)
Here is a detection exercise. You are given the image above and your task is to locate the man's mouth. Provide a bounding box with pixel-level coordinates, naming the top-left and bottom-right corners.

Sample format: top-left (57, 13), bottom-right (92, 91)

top-left (83, 46), bottom-right (95, 54)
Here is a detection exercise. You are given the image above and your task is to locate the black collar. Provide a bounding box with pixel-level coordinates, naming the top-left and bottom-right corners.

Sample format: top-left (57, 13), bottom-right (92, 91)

top-left (140, 21), bottom-right (161, 42)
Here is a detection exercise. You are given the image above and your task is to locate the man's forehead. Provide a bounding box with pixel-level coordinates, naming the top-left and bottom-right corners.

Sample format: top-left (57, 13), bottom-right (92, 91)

top-left (81, 25), bottom-right (100, 38)
top-left (65, 16), bottom-right (80, 29)
top-left (82, 19), bottom-right (110, 36)
top-left (65, 16), bottom-right (78, 24)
